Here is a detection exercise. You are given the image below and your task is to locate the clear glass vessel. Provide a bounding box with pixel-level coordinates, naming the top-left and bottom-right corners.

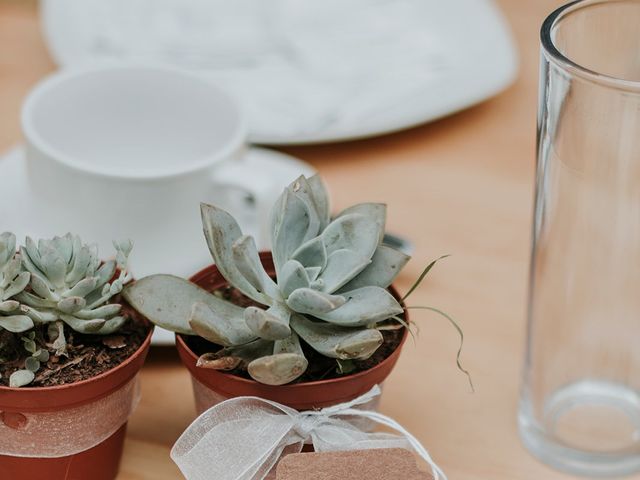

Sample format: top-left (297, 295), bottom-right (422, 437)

top-left (519, 0), bottom-right (640, 476)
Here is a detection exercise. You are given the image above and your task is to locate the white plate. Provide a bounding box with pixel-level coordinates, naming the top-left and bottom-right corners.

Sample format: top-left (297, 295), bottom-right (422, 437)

top-left (40, 0), bottom-right (517, 145)
top-left (0, 146), bottom-right (314, 345)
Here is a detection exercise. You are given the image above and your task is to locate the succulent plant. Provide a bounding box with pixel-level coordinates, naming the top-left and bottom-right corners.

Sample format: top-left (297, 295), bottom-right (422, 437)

top-left (0, 233), bottom-right (134, 387)
top-left (0, 232), bottom-right (33, 334)
top-left (16, 234), bottom-right (133, 336)
top-left (125, 175), bottom-right (411, 385)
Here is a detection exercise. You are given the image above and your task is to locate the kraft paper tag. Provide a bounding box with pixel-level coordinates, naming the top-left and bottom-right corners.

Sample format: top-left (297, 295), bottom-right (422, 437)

top-left (275, 448), bottom-right (434, 480)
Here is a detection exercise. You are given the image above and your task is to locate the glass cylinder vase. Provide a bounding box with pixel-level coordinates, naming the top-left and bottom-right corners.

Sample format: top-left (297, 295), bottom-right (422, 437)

top-left (519, 0), bottom-right (640, 476)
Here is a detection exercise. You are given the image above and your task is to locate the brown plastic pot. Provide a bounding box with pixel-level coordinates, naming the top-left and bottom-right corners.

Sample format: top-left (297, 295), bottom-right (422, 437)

top-left (176, 251), bottom-right (408, 411)
top-left (0, 321), bottom-right (153, 480)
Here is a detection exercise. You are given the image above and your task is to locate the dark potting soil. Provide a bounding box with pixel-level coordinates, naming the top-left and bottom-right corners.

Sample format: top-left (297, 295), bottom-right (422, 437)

top-left (184, 285), bottom-right (405, 384)
top-left (0, 301), bottom-right (151, 388)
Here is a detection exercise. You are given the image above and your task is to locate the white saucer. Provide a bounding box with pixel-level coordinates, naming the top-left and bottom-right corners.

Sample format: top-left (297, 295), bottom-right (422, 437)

top-left (0, 146), bottom-right (314, 345)
top-left (40, 0), bottom-right (517, 145)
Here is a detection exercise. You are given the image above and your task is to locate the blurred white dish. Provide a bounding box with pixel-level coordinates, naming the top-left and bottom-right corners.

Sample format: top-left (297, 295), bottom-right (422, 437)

top-left (0, 146), bottom-right (314, 345)
top-left (40, 0), bottom-right (517, 145)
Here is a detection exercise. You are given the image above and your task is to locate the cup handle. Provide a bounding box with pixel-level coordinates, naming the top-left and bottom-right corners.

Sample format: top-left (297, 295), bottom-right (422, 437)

top-left (209, 154), bottom-right (283, 250)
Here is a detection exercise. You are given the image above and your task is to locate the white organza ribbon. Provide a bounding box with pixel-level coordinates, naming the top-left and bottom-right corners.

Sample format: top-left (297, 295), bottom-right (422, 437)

top-left (0, 376), bottom-right (140, 458)
top-left (172, 385), bottom-right (446, 480)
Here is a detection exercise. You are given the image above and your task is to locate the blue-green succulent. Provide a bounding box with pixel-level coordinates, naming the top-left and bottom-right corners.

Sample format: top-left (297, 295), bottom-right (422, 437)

top-left (125, 175), bottom-right (411, 385)
top-left (0, 233), bottom-right (133, 387)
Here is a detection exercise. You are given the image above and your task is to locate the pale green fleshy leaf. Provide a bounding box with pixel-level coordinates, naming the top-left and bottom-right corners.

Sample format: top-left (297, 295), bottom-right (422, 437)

top-left (286, 288), bottom-right (346, 316)
top-left (9, 369), bottom-right (35, 387)
top-left (279, 260), bottom-right (311, 298)
top-left (314, 286), bottom-right (404, 327)
top-left (59, 315), bottom-right (106, 333)
top-left (0, 315), bottom-right (34, 333)
top-left (200, 203), bottom-right (270, 305)
top-left (318, 249), bottom-right (371, 293)
top-left (339, 244), bottom-right (411, 292)
top-left (271, 188), bottom-right (316, 276)
top-left (74, 304), bottom-right (121, 320)
top-left (244, 304), bottom-right (291, 341)
top-left (231, 235), bottom-right (279, 299)
top-left (321, 212), bottom-right (383, 261)
top-left (336, 202), bottom-right (387, 245)
top-left (291, 314), bottom-right (383, 360)
top-left (247, 352), bottom-right (308, 386)
top-left (307, 174), bottom-right (331, 230)
top-left (189, 301), bottom-right (256, 347)
top-left (291, 236), bottom-right (328, 270)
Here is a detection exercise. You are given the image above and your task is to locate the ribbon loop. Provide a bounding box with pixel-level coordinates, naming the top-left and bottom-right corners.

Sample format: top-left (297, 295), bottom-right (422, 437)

top-left (172, 385), bottom-right (446, 480)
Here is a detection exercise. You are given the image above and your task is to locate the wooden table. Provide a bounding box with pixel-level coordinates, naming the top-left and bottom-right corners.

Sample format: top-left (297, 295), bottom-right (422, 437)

top-left (0, 1), bottom-right (619, 479)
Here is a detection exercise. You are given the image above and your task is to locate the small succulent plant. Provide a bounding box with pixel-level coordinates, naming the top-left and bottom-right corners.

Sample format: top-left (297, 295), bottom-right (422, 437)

top-left (0, 232), bottom-right (133, 387)
top-left (0, 233), bottom-right (33, 334)
top-left (17, 234), bottom-right (133, 336)
top-left (125, 175), bottom-right (412, 385)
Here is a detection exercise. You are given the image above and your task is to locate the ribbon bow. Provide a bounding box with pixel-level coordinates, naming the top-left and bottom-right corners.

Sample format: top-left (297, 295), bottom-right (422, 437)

top-left (171, 385), bottom-right (446, 480)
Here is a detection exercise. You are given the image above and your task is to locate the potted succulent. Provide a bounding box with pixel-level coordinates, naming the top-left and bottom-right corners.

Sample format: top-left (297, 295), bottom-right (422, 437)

top-left (125, 175), bottom-right (465, 413)
top-left (0, 233), bottom-right (152, 480)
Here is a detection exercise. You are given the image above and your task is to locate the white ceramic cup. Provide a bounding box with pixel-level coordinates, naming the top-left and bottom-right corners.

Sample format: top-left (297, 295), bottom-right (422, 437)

top-left (21, 65), bottom-right (280, 276)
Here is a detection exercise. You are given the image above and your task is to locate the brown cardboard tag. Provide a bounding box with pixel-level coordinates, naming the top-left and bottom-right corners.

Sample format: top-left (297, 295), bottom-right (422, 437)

top-left (275, 448), bottom-right (433, 480)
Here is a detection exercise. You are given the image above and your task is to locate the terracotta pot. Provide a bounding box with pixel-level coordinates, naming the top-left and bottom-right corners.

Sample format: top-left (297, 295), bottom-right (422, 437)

top-left (176, 251), bottom-right (408, 412)
top-left (0, 320), bottom-right (153, 480)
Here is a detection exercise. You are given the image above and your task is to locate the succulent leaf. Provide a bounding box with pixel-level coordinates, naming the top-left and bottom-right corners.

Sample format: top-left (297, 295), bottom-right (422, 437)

top-left (337, 203), bottom-right (387, 245)
top-left (210, 339), bottom-right (273, 370)
top-left (200, 203), bottom-right (271, 305)
top-left (291, 314), bottom-right (384, 360)
top-left (57, 296), bottom-right (87, 314)
top-left (124, 274), bottom-right (248, 338)
top-left (279, 260), bottom-right (311, 298)
top-left (95, 261), bottom-right (117, 290)
top-left (321, 212), bottom-right (382, 261)
top-left (317, 249), bottom-right (371, 293)
top-left (0, 300), bottom-right (19, 313)
top-left (306, 174), bottom-right (331, 230)
top-left (273, 330), bottom-right (305, 356)
top-left (305, 266), bottom-right (322, 282)
top-left (93, 316), bottom-right (127, 335)
top-left (247, 352), bottom-right (308, 386)
top-left (286, 288), bottom-right (346, 316)
top-left (64, 277), bottom-right (99, 298)
top-left (2, 272), bottom-right (31, 300)
top-left (189, 301), bottom-right (256, 347)
top-left (271, 189), bottom-right (316, 276)
top-left (248, 331), bottom-right (309, 385)
top-left (74, 304), bottom-right (121, 320)
top-left (0, 315), bottom-right (34, 333)
top-left (231, 235), bottom-right (279, 299)
top-left (291, 236), bottom-right (328, 270)
top-left (23, 237), bottom-right (44, 273)
top-left (59, 315), bottom-right (106, 333)
top-left (244, 304), bottom-right (291, 340)
top-left (25, 356), bottom-right (40, 372)
top-left (0, 232), bottom-right (16, 265)
top-left (21, 306), bottom-right (58, 323)
top-left (313, 286), bottom-right (404, 327)
top-left (9, 369), bottom-right (35, 388)
top-left (339, 244), bottom-right (411, 291)
top-left (196, 353), bottom-right (242, 370)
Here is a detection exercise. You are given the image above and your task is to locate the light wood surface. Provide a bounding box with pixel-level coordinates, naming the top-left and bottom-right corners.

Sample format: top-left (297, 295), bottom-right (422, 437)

top-left (0, 2), bottom-right (623, 479)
